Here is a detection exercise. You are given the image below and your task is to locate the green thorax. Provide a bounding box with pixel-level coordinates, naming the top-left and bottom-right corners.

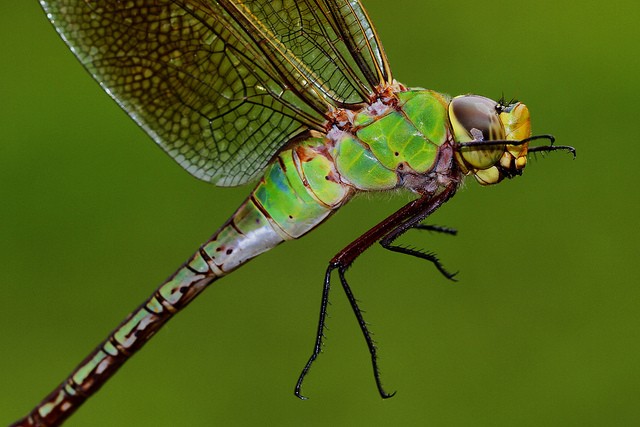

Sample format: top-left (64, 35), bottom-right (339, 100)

top-left (328, 89), bottom-right (450, 191)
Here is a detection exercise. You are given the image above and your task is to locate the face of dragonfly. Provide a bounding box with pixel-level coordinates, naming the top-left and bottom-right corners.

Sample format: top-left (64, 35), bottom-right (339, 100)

top-left (448, 95), bottom-right (532, 185)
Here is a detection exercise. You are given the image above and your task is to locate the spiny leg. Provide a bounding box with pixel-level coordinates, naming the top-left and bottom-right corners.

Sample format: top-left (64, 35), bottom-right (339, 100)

top-left (295, 262), bottom-right (395, 399)
top-left (412, 224), bottom-right (457, 235)
top-left (380, 223), bottom-right (459, 281)
top-left (295, 267), bottom-right (333, 399)
top-left (528, 144), bottom-right (576, 159)
top-left (456, 134), bottom-right (576, 160)
top-left (379, 242), bottom-right (458, 281)
top-left (336, 264), bottom-right (395, 398)
top-left (295, 183), bottom-right (459, 399)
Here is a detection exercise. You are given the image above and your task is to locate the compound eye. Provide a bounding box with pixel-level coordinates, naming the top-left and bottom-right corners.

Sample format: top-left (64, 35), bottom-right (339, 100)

top-left (449, 95), bottom-right (506, 143)
top-left (449, 95), bottom-right (506, 169)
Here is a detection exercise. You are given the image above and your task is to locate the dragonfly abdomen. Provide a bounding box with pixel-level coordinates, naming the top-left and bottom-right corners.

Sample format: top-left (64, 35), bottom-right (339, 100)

top-left (14, 136), bottom-right (359, 425)
top-left (243, 135), bottom-right (352, 241)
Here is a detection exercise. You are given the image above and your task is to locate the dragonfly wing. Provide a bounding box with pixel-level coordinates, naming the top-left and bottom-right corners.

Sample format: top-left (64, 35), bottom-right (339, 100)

top-left (41, 0), bottom-right (392, 186)
top-left (224, 0), bottom-right (393, 108)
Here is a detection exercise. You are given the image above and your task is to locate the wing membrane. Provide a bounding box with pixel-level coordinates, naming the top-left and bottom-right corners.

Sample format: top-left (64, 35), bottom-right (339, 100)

top-left (41, 0), bottom-right (392, 186)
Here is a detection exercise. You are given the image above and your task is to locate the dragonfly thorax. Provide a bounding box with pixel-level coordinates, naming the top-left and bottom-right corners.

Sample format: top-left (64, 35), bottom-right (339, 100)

top-left (325, 89), bottom-right (460, 195)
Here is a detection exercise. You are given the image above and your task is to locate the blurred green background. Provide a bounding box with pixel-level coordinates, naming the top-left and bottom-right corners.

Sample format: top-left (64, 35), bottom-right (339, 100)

top-left (1, 1), bottom-right (638, 425)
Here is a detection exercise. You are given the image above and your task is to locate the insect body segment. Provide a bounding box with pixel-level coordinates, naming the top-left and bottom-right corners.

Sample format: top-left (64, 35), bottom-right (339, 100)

top-left (251, 137), bottom-right (351, 240)
top-left (328, 89), bottom-right (452, 192)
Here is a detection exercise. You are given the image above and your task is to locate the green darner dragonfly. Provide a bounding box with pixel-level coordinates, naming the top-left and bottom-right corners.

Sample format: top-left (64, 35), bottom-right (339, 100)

top-left (14, 0), bottom-right (575, 425)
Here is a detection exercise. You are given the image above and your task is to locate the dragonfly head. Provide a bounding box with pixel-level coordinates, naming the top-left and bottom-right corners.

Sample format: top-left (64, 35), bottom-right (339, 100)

top-left (449, 95), bottom-right (531, 185)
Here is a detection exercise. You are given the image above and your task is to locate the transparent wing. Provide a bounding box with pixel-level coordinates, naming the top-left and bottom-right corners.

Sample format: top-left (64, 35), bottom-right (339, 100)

top-left (41, 0), bottom-right (392, 186)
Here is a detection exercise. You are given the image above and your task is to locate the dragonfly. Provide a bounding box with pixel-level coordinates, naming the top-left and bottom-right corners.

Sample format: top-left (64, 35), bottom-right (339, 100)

top-left (15, 0), bottom-right (575, 425)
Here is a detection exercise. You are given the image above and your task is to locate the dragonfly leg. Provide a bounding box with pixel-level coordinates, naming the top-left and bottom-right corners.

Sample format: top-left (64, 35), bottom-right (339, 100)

top-left (379, 240), bottom-right (458, 281)
top-left (378, 206), bottom-right (459, 282)
top-left (409, 223), bottom-right (459, 276)
top-left (295, 183), bottom-right (459, 399)
top-left (336, 262), bottom-right (396, 398)
top-left (295, 262), bottom-right (396, 399)
top-left (295, 267), bottom-right (332, 399)
top-left (411, 224), bottom-right (458, 235)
